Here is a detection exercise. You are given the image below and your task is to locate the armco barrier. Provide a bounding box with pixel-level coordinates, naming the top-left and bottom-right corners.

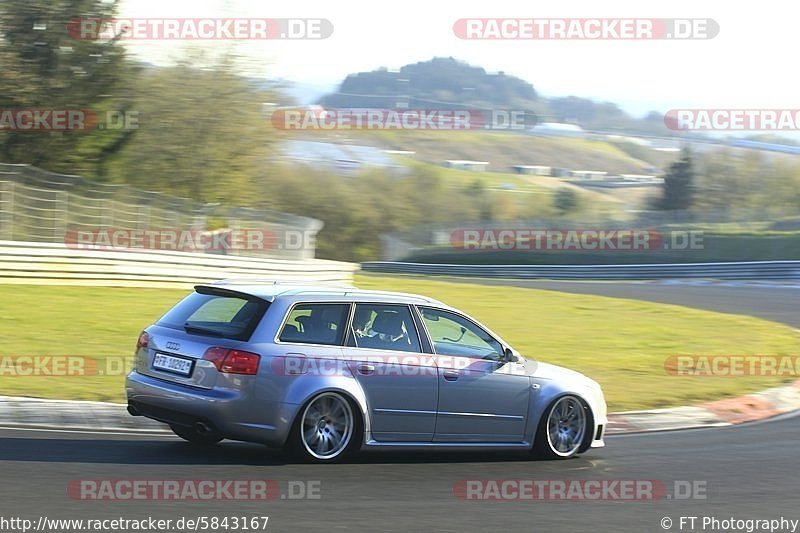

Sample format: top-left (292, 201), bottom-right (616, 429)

top-left (0, 241), bottom-right (358, 287)
top-left (361, 261), bottom-right (800, 280)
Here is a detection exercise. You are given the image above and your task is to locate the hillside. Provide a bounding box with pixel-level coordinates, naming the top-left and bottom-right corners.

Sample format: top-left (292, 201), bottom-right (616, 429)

top-left (319, 57), bottom-right (542, 111)
top-left (317, 57), bottom-right (671, 136)
top-left (291, 129), bottom-right (678, 175)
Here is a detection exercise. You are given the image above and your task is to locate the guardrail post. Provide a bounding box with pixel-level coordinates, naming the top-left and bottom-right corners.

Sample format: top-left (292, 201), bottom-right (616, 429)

top-left (55, 190), bottom-right (69, 242)
top-left (0, 181), bottom-right (12, 241)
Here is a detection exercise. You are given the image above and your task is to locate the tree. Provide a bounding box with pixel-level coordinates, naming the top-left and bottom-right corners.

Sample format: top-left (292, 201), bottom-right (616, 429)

top-left (652, 148), bottom-right (695, 210)
top-left (0, 0), bottom-right (129, 169)
top-left (99, 53), bottom-right (276, 204)
top-left (553, 188), bottom-right (578, 215)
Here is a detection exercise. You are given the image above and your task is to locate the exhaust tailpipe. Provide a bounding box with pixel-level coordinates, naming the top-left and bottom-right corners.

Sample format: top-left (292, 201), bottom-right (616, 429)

top-left (194, 421), bottom-right (213, 435)
top-left (127, 404), bottom-right (141, 416)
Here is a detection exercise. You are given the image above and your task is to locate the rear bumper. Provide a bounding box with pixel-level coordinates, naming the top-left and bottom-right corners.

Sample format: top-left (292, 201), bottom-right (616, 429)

top-left (125, 370), bottom-right (295, 447)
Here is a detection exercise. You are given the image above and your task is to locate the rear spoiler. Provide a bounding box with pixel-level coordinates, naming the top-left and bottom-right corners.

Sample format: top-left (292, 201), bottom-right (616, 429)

top-left (193, 285), bottom-right (272, 302)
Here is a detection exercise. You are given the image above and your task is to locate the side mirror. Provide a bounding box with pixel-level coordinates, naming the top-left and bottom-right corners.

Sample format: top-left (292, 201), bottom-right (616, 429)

top-left (502, 347), bottom-right (518, 363)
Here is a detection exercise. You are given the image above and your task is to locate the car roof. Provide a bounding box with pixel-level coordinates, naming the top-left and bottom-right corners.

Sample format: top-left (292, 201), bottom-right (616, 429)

top-left (195, 279), bottom-right (446, 306)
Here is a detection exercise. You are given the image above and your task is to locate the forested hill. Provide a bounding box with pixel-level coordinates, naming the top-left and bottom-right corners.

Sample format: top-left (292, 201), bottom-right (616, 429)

top-left (318, 57), bottom-right (540, 110)
top-left (317, 57), bottom-right (667, 134)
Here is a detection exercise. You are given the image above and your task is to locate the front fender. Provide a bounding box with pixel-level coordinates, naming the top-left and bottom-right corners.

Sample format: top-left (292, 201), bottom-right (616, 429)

top-left (528, 378), bottom-right (607, 449)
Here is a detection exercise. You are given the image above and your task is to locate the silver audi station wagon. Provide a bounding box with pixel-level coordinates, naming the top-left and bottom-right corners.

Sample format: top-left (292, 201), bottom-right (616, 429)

top-left (126, 281), bottom-right (607, 462)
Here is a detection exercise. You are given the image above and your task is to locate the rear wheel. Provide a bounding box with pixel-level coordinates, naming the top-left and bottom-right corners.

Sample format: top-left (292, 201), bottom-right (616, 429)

top-left (169, 424), bottom-right (223, 445)
top-left (533, 395), bottom-right (590, 459)
top-left (288, 392), bottom-right (360, 463)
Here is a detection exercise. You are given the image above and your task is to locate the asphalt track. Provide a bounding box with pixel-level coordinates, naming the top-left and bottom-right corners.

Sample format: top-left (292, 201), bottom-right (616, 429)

top-left (516, 280), bottom-right (800, 328)
top-left (0, 415), bottom-right (798, 533)
top-left (2, 281), bottom-right (798, 533)
top-left (414, 278), bottom-right (800, 328)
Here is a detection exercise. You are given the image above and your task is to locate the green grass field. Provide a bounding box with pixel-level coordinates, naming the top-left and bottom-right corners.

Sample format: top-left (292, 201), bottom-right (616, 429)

top-left (1, 276), bottom-right (798, 411)
top-left (399, 162), bottom-right (626, 221)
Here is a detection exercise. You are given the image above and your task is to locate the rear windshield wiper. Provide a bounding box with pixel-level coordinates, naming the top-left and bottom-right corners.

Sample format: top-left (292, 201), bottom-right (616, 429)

top-left (183, 323), bottom-right (225, 337)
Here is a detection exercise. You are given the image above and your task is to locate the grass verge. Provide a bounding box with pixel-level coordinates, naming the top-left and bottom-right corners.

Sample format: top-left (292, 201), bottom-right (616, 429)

top-left (0, 278), bottom-right (797, 411)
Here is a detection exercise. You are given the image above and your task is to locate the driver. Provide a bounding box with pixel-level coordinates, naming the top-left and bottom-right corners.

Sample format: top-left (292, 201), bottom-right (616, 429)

top-left (353, 307), bottom-right (376, 338)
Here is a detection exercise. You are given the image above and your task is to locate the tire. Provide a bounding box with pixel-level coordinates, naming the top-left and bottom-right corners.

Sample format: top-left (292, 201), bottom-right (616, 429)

top-left (169, 424), bottom-right (223, 445)
top-left (287, 392), bottom-right (361, 463)
top-left (533, 395), bottom-right (591, 459)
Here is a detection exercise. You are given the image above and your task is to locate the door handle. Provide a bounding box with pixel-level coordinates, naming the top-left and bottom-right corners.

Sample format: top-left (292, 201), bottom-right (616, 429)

top-left (442, 369), bottom-right (459, 381)
top-left (356, 363), bottom-right (375, 375)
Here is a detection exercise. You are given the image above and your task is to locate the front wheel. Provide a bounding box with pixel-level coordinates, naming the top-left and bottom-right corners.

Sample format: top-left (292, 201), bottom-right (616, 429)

top-left (288, 392), bottom-right (360, 463)
top-left (533, 395), bottom-right (590, 459)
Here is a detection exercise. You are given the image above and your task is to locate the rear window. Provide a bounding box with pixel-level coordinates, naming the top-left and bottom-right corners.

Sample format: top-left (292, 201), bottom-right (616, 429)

top-left (158, 290), bottom-right (269, 341)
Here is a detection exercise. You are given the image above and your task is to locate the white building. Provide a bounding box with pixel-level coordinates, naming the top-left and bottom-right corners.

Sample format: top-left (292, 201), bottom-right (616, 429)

top-left (530, 122), bottom-right (586, 137)
top-left (569, 170), bottom-right (608, 180)
top-left (444, 160), bottom-right (490, 172)
top-left (512, 165), bottom-right (551, 176)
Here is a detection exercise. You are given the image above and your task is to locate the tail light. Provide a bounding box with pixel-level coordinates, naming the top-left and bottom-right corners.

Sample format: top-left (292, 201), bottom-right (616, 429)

top-left (202, 347), bottom-right (261, 375)
top-left (202, 346), bottom-right (228, 370)
top-left (221, 350), bottom-right (261, 374)
top-left (136, 331), bottom-right (150, 350)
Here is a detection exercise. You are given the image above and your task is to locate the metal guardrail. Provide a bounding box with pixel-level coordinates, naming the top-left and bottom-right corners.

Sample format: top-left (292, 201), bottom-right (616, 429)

top-left (362, 261), bottom-right (800, 280)
top-left (0, 241), bottom-right (358, 287)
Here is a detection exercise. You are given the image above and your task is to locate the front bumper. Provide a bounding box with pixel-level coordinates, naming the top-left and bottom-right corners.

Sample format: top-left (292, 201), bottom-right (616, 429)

top-left (590, 413), bottom-right (608, 448)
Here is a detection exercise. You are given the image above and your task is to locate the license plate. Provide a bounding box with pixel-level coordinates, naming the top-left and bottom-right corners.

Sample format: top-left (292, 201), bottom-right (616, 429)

top-left (153, 353), bottom-right (194, 376)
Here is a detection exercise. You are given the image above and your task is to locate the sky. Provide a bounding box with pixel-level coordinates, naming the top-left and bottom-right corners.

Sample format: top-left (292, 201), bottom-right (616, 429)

top-left (119, 0), bottom-right (795, 117)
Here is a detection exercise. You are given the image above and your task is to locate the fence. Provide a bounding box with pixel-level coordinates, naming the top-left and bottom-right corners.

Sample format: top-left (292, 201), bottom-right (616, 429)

top-left (0, 164), bottom-right (323, 260)
top-left (381, 212), bottom-right (800, 261)
top-left (362, 261), bottom-right (800, 280)
top-left (0, 241), bottom-right (358, 288)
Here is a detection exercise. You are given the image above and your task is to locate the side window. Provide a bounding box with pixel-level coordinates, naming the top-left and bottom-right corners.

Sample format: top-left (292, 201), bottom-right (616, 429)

top-left (419, 307), bottom-right (503, 360)
top-left (279, 303), bottom-right (350, 346)
top-left (349, 304), bottom-right (421, 353)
